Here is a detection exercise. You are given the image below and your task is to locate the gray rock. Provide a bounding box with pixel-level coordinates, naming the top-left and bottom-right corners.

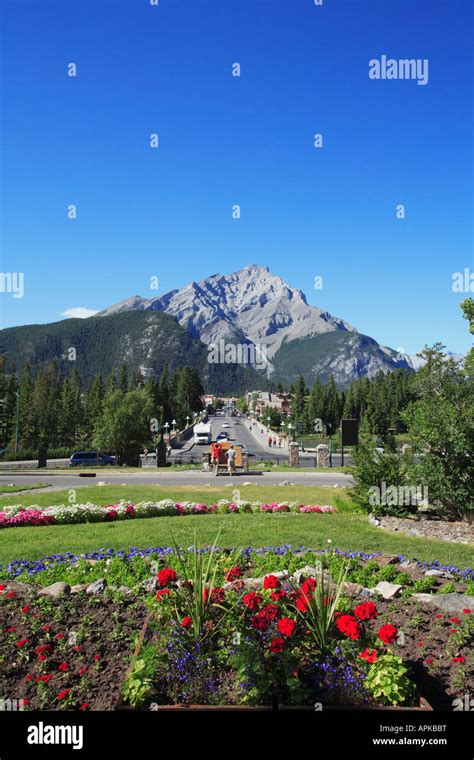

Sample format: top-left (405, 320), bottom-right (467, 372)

top-left (407, 528), bottom-right (422, 537)
top-left (399, 560), bottom-right (417, 570)
top-left (141, 576), bottom-right (158, 593)
top-left (38, 582), bottom-right (70, 598)
top-left (373, 555), bottom-right (400, 566)
top-left (118, 585), bottom-right (133, 596)
top-left (343, 582), bottom-right (364, 597)
top-left (293, 566), bottom-right (322, 583)
top-left (3, 581), bottom-right (38, 596)
top-left (86, 578), bottom-right (106, 594)
top-left (368, 514), bottom-right (381, 526)
top-left (425, 569), bottom-right (454, 579)
top-left (373, 581), bottom-right (403, 599)
top-left (431, 593), bottom-right (474, 614)
top-left (410, 593), bottom-right (434, 604)
top-left (70, 584), bottom-right (88, 594)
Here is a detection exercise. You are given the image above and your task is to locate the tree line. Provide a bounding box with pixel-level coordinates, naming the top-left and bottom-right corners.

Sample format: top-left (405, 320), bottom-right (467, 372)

top-left (0, 361), bottom-right (204, 464)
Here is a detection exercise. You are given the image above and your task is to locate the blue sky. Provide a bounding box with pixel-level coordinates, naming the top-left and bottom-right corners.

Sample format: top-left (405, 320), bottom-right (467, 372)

top-left (1, 0), bottom-right (472, 355)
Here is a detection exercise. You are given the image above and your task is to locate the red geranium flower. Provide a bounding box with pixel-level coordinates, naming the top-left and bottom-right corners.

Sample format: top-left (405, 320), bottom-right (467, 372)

top-left (36, 674), bottom-right (52, 683)
top-left (58, 662), bottom-right (69, 672)
top-left (277, 617), bottom-right (296, 637)
top-left (354, 602), bottom-right (378, 621)
top-left (251, 611), bottom-right (271, 631)
top-left (57, 689), bottom-right (70, 700)
top-left (336, 614), bottom-right (361, 641)
top-left (225, 567), bottom-right (242, 582)
top-left (203, 587), bottom-right (225, 604)
top-left (79, 666), bottom-right (88, 676)
top-left (0, 585), bottom-right (6, 591)
top-left (21, 605), bottom-right (30, 613)
top-left (35, 645), bottom-right (51, 655)
top-left (156, 589), bottom-right (170, 601)
top-left (301, 577), bottom-right (317, 595)
top-left (7, 626), bottom-right (15, 633)
top-left (157, 568), bottom-right (176, 587)
top-left (41, 625), bottom-right (51, 631)
top-left (271, 589), bottom-right (286, 602)
top-left (452, 657), bottom-right (465, 663)
top-left (296, 593), bottom-right (309, 612)
top-left (5, 592), bottom-right (16, 598)
top-left (261, 603), bottom-right (278, 620)
top-left (425, 658), bottom-right (433, 664)
top-left (16, 639), bottom-right (28, 647)
top-left (462, 609), bottom-right (472, 614)
top-left (263, 575), bottom-right (281, 590)
top-left (269, 637), bottom-right (284, 653)
top-left (359, 648), bottom-right (377, 664)
top-left (450, 617), bottom-right (460, 623)
top-left (450, 629), bottom-right (458, 635)
top-left (181, 616), bottom-right (192, 628)
top-left (26, 674), bottom-right (34, 681)
top-left (79, 703), bottom-right (90, 711)
top-left (243, 592), bottom-right (262, 610)
top-left (378, 624), bottom-right (398, 644)
top-left (55, 633), bottom-right (64, 640)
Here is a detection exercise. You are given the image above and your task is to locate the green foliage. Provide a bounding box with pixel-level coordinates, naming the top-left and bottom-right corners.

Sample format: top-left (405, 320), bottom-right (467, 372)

top-left (122, 647), bottom-right (157, 707)
top-left (350, 438), bottom-right (415, 515)
top-left (402, 342), bottom-right (474, 520)
top-left (289, 564), bottom-right (349, 654)
top-left (93, 389), bottom-right (154, 465)
top-left (365, 654), bottom-right (416, 706)
top-left (436, 582), bottom-right (456, 594)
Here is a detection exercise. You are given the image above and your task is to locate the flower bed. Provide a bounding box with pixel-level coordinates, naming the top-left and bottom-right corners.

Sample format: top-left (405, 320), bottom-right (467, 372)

top-left (1, 547), bottom-right (472, 711)
top-left (0, 500), bottom-right (337, 529)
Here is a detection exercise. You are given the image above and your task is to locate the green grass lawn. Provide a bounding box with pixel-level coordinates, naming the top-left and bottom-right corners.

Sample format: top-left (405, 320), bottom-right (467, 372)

top-left (0, 485), bottom-right (472, 568)
top-left (0, 484), bottom-right (345, 509)
top-left (0, 483), bottom-right (50, 494)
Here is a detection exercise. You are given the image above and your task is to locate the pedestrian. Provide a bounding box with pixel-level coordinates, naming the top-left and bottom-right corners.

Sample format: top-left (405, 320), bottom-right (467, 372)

top-left (278, 437), bottom-right (282, 447)
top-left (210, 441), bottom-right (222, 475)
top-left (268, 435), bottom-right (272, 447)
top-left (273, 437), bottom-right (276, 446)
top-left (226, 444), bottom-right (236, 475)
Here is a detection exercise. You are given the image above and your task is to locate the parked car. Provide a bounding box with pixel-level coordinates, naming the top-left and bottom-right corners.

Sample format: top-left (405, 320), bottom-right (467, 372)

top-left (69, 451), bottom-right (116, 467)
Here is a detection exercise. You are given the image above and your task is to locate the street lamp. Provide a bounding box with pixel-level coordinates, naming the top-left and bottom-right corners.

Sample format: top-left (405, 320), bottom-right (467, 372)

top-left (186, 415), bottom-right (190, 428)
top-left (171, 419), bottom-right (177, 433)
top-left (164, 422), bottom-right (170, 437)
top-left (267, 415), bottom-right (271, 429)
top-left (327, 423), bottom-right (333, 467)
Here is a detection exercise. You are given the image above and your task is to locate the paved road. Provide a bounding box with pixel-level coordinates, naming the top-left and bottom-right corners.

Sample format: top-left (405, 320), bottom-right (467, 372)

top-left (0, 468), bottom-right (353, 493)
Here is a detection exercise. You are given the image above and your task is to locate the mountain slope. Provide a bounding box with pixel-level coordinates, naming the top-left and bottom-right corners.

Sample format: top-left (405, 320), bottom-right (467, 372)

top-left (271, 332), bottom-right (412, 386)
top-left (99, 264), bottom-right (356, 357)
top-left (0, 311), bottom-right (264, 392)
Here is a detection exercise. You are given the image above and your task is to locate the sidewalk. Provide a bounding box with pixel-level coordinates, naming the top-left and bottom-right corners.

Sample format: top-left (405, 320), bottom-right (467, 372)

top-left (243, 418), bottom-right (289, 455)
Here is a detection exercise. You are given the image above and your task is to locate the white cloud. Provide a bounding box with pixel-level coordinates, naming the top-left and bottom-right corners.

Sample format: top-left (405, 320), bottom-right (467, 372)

top-left (60, 307), bottom-right (98, 319)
